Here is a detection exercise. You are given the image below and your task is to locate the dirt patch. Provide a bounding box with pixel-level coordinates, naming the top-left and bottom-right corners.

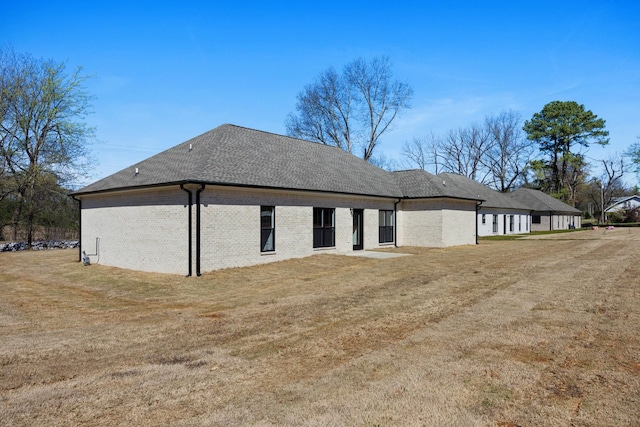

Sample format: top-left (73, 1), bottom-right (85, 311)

top-left (1, 229), bottom-right (639, 425)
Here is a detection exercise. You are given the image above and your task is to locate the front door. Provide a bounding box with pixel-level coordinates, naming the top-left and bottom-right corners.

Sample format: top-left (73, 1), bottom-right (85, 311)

top-left (353, 209), bottom-right (364, 250)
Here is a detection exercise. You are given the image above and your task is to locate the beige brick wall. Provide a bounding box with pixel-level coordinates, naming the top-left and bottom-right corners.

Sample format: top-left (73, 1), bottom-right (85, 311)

top-left (397, 200), bottom-right (443, 247)
top-left (199, 186), bottom-right (397, 271)
top-left (80, 188), bottom-right (188, 274)
top-left (442, 200), bottom-right (477, 246)
top-left (79, 185), bottom-right (487, 274)
top-left (398, 198), bottom-right (476, 247)
top-left (531, 214), bottom-right (551, 232)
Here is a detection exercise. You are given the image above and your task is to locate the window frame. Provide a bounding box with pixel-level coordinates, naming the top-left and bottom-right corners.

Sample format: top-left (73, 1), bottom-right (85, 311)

top-left (379, 209), bottom-right (395, 244)
top-left (260, 206), bottom-right (275, 252)
top-left (313, 207), bottom-right (335, 248)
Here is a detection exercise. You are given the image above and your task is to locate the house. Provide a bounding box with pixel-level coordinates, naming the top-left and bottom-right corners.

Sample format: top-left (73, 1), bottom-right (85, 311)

top-left (436, 173), bottom-right (532, 236)
top-left (71, 124), bottom-right (482, 275)
top-left (507, 188), bottom-right (582, 231)
top-left (605, 195), bottom-right (640, 214)
top-left (391, 170), bottom-right (483, 247)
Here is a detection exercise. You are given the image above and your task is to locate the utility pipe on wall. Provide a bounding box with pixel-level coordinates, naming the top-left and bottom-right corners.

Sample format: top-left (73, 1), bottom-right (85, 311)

top-left (393, 199), bottom-right (401, 248)
top-left (195, 184), bottom-right (205, 277)
top-left (475, 201), bottom-right (482, 244)
top-left (180, 184), bottom-right (193, 277)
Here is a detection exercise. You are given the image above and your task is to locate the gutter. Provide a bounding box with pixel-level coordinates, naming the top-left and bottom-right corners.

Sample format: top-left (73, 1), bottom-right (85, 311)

top-left (195, 184), bottom-right (206, 276)
top-left (475, 201), bottom-right (483, 244)
top-left (70, 179), bottom-right (402, 201)
top-left (180, 184), bottom-right (194, 277)
top-left (393, 198), bottom-right (401, 248)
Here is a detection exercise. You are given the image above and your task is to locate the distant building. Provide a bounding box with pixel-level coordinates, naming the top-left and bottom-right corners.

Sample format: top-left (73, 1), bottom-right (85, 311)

top-left (507, 188), bottom-right (582, 231)
top-left (436, 173), bottom-right (531, 236)
top-left (605, 195), bottom-right (640, 221)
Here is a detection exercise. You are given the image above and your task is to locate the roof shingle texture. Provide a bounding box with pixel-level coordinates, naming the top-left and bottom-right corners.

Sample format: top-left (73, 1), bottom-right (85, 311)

top-left (391, 170), bottom-right (481, 201)
top-left (437, 173), bottom-right (530, 210)
top-left (76, 124), bottom-right (403, 197)
top-left (507, 188), bottom-right (581, 214)
top-left (75, 124), bottom-right (485, 202)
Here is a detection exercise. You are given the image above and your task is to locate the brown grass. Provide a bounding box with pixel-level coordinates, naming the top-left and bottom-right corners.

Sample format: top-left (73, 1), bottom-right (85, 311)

top-left (1, 228), bottom-right (639, 426)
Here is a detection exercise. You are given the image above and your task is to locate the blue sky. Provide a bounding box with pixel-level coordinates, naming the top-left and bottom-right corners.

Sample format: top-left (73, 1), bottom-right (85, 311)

top-left (4, 1), bottom-right (639, 187)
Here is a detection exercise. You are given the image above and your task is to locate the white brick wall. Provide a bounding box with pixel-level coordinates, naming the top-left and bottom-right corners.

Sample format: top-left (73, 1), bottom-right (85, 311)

top-left (398, 198), bottom-right (477, 247)
top-left (80, 188), bottom-right (188, 274)
top-left (79, 185), bottom-right (486, 274)
top-left (199, 186), bottom-right (397, 271)
top-left (530, 213), bottom-right (580, 232)
top-left (477, 209), bottom-right (532, 236)
top-left (442, 200), bottom-right (477, 246)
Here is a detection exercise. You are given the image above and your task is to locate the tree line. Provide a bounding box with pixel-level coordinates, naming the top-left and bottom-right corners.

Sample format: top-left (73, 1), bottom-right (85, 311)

top-left (2, 49), bottom-right (639, 247)
top-left (287, 57), bottom-right (639, 221)
top-left (0, 47), bottom-right (93, 245)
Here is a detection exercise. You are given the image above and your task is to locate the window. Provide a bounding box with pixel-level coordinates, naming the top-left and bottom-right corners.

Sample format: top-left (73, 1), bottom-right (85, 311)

top-left (482, 214), bottom-right (486, 224)
top-left (532, 215), bottom-right (541, 224)
top-left (518, 215), bottom-right (522, 232)
top-left (313, 208), bottom-right (335, 248)
top-left (509, 215), bottom-right (514, 232)
top-left (379, 210), bottom-right (394, 243)
top-left (492, 214), bottom-right (498, 233)
top-left (261, 206), bottom-right (275, 252)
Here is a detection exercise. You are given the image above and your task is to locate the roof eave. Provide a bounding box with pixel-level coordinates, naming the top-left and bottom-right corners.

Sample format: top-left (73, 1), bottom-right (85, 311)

top-left (70, 180), bottom-right (403, 200)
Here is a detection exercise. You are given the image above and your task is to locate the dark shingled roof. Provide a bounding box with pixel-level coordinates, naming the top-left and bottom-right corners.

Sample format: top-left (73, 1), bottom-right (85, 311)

top-left (391, 170), bottom-right (482, 201)
top-left (437, 173), bottom-right (530, 210)
top-left (74, 124), bottom-right (402, 198)
top-left (74, 124), bottom-right (488, 203)
top-left (507, 188), bottom-right (581, 214)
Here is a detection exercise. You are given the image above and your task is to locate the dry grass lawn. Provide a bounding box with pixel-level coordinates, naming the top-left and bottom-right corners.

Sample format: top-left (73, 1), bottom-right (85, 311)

top-left (1, 228), bottom-right (639, 426)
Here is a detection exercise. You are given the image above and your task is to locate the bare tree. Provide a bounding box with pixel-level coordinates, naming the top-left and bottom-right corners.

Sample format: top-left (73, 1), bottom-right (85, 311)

top-left (0, 47), bottom-right (94, 246)
top-left (438, 123), bottom-right (493, 183)
top-left (403, 110), bottom-right (532, 189)
top-left (284, 68), bottom-right (354, 154)
top-left (485, 110), bottom-right (533, 192)
top-left (626, 137), bottom-right (640, 182)
top-left (401, 132), bottom-right (442, 172)
top-left (600, 154), bottom-right (628, 209)
top-left (579, 155), bottom-right (627, 223)
top-left (286, 56), bottom-right (412, 161)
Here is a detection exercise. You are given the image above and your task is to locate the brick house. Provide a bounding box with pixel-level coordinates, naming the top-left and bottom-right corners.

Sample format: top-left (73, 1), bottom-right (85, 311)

top-left (507, 188), bottom-right (582, 231)
top-left (436, 173), bottom-right (532, 236)
top-left (72, 124), bottom-right (482, 275)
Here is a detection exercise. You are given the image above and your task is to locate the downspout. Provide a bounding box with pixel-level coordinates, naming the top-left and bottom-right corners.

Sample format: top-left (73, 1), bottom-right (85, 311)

top-left (180, 184), bottom-right (193, 277)
top-left (71, 195), bottom-right (82, 262)
top-left (393, 198), bottom-right (401, 248)
top-left (529, 210), bottom-right (534, 232)
top-left (195, 184), bottom-right (206, 276)
top-left (475, 201), bottom-right (482, 244)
